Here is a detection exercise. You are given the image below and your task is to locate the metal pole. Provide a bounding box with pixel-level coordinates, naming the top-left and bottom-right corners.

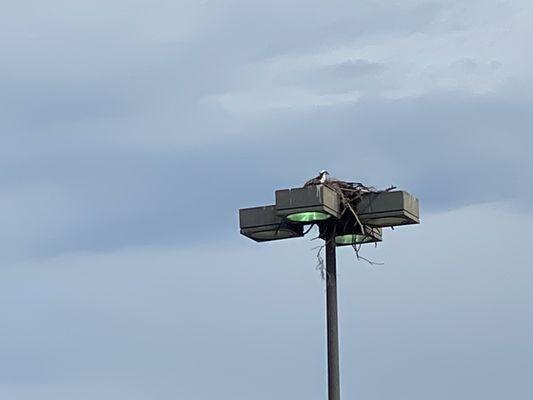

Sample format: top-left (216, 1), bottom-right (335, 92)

top-left (325, 233), bottom-right (340, 400)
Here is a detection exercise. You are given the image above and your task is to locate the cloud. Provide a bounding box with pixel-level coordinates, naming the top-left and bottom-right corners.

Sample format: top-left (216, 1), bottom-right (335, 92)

top-left (1, 202), bottom-right (532, 399)
top-left (2, 89), bottom-right (532, 258)
top-left (1, 1), bottom-right (532, 398)
top-left (211, 0), bottom-right (532, 113)
top-left (0, 0), bottom-right (531, 260)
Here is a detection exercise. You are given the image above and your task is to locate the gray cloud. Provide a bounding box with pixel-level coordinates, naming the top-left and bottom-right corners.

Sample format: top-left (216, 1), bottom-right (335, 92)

top-left (1, 204), bottom-right (532, 399)
top-left (1, 89), bottom-right (532, 258)
top-left (1, 1), bottom-right (533, 398)
top-left (273, 59), bottom-right (388, 95)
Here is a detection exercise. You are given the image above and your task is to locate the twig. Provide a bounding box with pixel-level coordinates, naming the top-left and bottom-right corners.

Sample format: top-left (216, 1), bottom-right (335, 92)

top-left (313, 244), bottom-right (326, 280)
top-left (352, 244), bottom-right (384, 266)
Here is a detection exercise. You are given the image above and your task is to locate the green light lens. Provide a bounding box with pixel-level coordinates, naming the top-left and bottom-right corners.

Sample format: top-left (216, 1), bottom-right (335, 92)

top-left (286, 211), bottom-right (331, 223)
top-left (335, 234), bottom-right (371, 245)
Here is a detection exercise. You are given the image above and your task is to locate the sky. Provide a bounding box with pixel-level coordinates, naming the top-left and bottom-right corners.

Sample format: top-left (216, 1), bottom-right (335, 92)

top-left (1, 0), bottom-right (532, 398)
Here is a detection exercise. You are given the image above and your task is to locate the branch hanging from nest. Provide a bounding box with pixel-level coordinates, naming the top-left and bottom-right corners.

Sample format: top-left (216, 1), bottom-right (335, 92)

top-left (352, 243), bottom-right (384, 266)
top-left (313, 244), bottom-right (326, 280)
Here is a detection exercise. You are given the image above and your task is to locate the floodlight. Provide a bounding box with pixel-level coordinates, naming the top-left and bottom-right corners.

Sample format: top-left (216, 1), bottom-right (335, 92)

top-left (276, 185), bottom-right (341, 223)
top-left (335, 227), bottom-right (382, 246)
top-left (238, 174), bottom-right (420, 400)
top-left (239, 205), bottom-right (304, 242)
top-left (355, 191), bottom-right (419, 227)
top-left (329, 217), bottom-right (382, 246)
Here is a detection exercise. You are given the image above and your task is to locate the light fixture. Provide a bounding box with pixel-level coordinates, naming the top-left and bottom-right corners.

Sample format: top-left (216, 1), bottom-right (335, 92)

top-left (276, 185), bottom-right (341, 223)
top-left (355, 191), bottom-right (419, 227)
top-left (335, 227), bottom-right (382, 246)
top-left (329, 218), bottom-right (382, 246)
top-left (239, 205), bottom-right (304, 242)
top-left (238, 174), bottom-right (420, 400)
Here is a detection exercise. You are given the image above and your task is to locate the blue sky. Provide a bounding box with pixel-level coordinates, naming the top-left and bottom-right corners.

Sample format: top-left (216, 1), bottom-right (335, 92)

top-left (1, 1), bottom-right (532, 399)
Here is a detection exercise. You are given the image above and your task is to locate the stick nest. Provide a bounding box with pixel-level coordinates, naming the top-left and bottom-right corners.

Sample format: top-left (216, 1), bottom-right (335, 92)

top-left (304, 174), bottom-right (395, 275)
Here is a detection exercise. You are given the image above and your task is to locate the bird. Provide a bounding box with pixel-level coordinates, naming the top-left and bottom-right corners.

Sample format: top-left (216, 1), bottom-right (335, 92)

top-left (304, 170), bottom-right (329, 186)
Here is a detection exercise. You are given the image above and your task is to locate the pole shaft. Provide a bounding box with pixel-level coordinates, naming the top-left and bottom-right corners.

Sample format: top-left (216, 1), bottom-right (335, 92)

top-left (325, 235), bottom-right (340, 400)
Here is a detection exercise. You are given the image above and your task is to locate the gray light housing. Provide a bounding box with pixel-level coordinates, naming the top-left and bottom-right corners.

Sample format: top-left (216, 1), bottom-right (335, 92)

top-left (239, 205), bottom-right (304, 242)
top-left (355, 190), bottom-right (419, 227)
top-left (275, 185), bottom-right (341, 219)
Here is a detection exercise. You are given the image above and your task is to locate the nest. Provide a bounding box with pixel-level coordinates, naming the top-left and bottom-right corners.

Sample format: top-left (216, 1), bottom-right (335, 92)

top-left (304, 173), bottom-right (396, 274)
top-left (305, 174), bottom-right (395, 232)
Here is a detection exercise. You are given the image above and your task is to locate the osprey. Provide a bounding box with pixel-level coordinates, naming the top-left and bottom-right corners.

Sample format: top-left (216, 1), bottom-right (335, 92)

top-left (304, 170), bottom-right (329, 187)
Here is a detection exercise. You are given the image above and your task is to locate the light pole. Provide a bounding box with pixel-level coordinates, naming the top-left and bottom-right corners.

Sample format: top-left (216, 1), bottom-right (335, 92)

top-left (323, 225), bottom-right (340, 400)
top-left (239, 178), bottom-right (419, 400)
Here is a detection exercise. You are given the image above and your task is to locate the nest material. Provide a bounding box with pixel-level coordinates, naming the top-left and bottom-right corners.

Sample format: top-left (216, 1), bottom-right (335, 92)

top-left (304, 174), bottom-right (394, 271)
top-left (305, 175), bottom-right (395, 232)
